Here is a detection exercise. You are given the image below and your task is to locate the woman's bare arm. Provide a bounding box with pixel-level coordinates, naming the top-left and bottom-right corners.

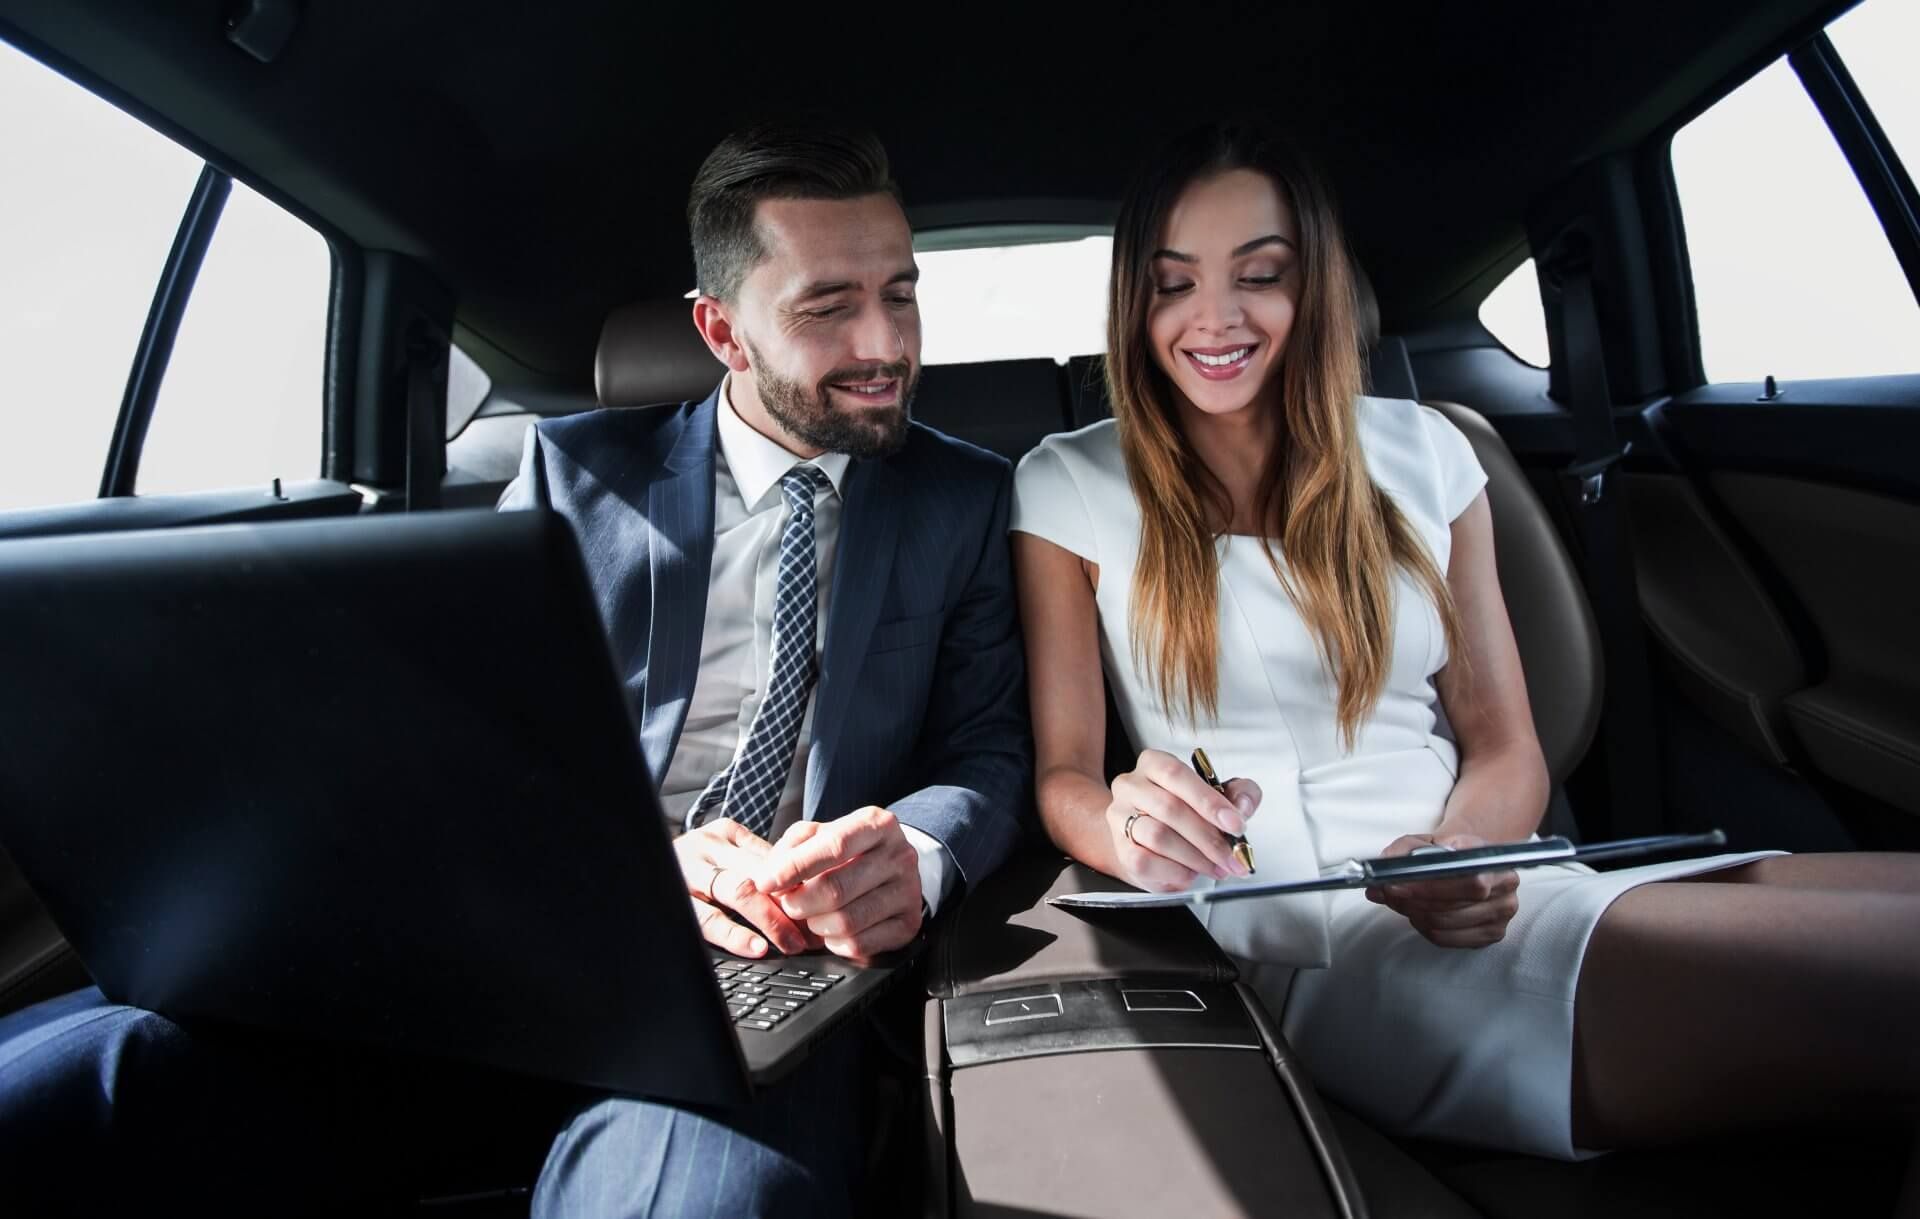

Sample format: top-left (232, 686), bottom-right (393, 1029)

top-left (1432, 491), bottom-right (1551, 841)
top-left (1014, 533), bottom-right (1253, 891)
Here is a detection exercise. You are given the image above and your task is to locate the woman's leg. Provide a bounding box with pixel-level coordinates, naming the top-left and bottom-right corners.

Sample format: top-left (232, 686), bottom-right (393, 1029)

top-left (1696, 852), bottom-right (1920, 893)
top-left (1570, 870), bottom-right (1920, 1149)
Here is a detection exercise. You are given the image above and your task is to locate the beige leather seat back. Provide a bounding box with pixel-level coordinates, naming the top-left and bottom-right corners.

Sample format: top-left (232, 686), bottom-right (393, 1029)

top-left (1357, 272), bottom-right (1601, 784)
top-left (1420, 399), bottom-right (1602, 784)
top-left (595, 298), bottom-right (723, 408)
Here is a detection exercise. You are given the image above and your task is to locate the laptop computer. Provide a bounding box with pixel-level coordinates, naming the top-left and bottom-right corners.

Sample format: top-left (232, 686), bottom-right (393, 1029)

top-left (0, 508), bottom-right (908, 1108)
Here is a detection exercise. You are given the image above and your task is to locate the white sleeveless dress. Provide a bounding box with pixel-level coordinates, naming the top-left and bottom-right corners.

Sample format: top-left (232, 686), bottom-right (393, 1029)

top-left (1010, 399), bottom-right (1775, 1159)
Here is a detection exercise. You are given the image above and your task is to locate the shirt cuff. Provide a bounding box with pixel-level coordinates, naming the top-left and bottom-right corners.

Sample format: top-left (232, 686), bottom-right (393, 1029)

top-left (900, 824), bottom-right (959, 917)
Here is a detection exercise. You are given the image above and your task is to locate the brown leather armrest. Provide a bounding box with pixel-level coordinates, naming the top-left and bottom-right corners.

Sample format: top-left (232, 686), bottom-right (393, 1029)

top-left (1784, 682), bottom-right (1920, 814)
top-left (927, 845), bottom-right (1235, 999)
top-left (1240, 982), bottom-right (1370, 1219)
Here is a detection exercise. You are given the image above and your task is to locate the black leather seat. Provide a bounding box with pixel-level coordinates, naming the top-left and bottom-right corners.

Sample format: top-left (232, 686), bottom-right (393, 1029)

top-left (444, 299), bottom-right (724, 506)
top-left (912, 359), bottom-right (1072, 464)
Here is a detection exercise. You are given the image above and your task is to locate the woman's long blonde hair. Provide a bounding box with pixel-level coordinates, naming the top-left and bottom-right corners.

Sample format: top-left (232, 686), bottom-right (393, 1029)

top-left (1107, 122), bottom-right (1463, 747)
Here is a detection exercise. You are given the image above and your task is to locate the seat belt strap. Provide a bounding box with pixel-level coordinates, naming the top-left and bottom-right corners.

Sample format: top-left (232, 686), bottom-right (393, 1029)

top-left (404, 321), bottom-right (444, 512)
top-left (1544, 235), bottom-right (1662, 837)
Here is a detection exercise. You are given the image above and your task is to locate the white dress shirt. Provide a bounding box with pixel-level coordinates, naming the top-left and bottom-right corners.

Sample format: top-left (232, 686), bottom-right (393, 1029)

top-left (659, 379), bottom-right (956, 914)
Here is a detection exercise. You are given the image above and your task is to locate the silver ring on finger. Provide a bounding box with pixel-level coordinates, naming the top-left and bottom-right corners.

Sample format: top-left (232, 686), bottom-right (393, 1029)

top-left (704, 865), bottom-right (725, 903)
top-left (1123, 811), bottom-right (1144, 846)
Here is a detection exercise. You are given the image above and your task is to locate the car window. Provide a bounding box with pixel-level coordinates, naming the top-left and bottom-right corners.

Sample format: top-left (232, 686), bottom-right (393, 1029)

top-left (0, 39), bottom-right (201, 511)
top-left (1671, 0), bottom-right (1920, 382)
top-left (1478, 258), bottom-right (1550, 367)
top-left (915, 233), bottom-right (1111, 366)
top-left (446, 343), bottom-right (493, 440)
top-left (138, 181), bottom-right (332, 495)
top-left (1826, 0), bottom-right (1918, 175)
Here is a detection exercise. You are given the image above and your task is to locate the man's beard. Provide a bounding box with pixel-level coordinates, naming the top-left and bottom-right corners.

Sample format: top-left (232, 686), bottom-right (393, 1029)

top-left (743, 338), bottom-right (915, 460)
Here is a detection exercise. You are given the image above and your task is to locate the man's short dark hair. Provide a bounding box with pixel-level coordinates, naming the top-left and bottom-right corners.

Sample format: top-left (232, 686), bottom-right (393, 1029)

top-left (688, 120), bottom-right (901, 302)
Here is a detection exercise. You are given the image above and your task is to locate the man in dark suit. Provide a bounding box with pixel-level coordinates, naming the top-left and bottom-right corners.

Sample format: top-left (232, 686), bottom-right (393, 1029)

top-left (0, 121), bottom-right (1028, 1217)
top-left (497, 121), bottom-right (1031, 1213)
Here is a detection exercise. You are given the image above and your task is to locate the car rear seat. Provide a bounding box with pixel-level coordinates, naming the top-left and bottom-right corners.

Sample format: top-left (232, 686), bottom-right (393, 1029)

top-left (442, 300), bottom-right (726, 508)
top-left (1031, 285), bottom-right (1912, 1219)
top-left (450, 300), bottom-right (1494, 1215)
top-left (912, 359), bottom-right (1074, 463)
top-left (1353, 274), bottom-right (1603, 790)
top-left (445, 300), bottom-right (1080, 508)
top-left (447, 297), bottom-right (1911, 1216)
top-left (974, 286), bottom-right (1637, 1217)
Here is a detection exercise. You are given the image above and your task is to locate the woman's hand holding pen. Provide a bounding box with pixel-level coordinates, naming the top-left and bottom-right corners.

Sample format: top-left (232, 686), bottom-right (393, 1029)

top-left (1105, 749), bottom-right (1259, 892)
top-left (1366, 831), bottom-right (1521, 949)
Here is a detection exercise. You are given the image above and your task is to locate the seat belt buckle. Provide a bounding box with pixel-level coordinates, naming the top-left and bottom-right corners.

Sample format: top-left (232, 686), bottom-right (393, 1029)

top-left (1565, 441), bottom-right (1632, 505)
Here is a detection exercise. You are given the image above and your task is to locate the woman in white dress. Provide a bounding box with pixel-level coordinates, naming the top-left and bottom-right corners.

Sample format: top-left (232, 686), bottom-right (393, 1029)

top-left (1011, 120), bottom-right (1920, 1159)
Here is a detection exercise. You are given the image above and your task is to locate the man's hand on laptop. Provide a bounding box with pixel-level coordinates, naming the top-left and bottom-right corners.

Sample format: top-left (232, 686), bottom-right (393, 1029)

top-left (675, 819), bottom-right (818, 958)
top-left (751, 807), bottom-right (925, 963)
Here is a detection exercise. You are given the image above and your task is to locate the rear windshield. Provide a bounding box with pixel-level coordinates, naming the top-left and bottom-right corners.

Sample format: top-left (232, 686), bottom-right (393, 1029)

top-left (915, 235), bottom-right (1111, 366)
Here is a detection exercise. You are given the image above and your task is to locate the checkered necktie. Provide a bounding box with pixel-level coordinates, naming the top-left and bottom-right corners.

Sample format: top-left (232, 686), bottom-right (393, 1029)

top-left (685, 463), bottom-right (832, 839)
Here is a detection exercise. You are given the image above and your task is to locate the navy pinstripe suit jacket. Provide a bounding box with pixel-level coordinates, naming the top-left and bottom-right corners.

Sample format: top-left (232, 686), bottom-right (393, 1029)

top-left (498, 385), bottom-right (1031, 891)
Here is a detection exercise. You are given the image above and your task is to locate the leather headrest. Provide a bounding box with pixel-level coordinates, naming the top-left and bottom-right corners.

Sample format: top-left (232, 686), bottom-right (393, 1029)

top-left (1352, 262), bottom-right (1419, 399)
top-left (1352, 260), bottom-right (1381, 350)
top-left (594, 299), bottom-right (724, 408)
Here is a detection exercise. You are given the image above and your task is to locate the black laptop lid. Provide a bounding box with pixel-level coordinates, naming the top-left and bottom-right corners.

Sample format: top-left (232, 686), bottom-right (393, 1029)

top-left (0, 508), bottom-right (750, 1107)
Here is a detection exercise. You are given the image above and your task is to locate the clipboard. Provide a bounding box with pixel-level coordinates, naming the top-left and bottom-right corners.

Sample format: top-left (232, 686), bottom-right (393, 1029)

top-left (1047, 830), bottom-right (1729, 910)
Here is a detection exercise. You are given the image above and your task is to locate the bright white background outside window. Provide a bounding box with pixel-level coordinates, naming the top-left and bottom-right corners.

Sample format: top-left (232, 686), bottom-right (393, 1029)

top-left (1478, 257), bottom-right (1550, 367)
top-left (916, 236), bottom-right (1110, 366)
top-left (142, 180), bottom-right (332, 491)
top-left (1479, 0), bottom-right (1918, 383)
top-left (1831, 0), bottom-right (1920, 181)
top-left (140, 181), bottom-right (330, 495)
top-left (1674, 0), bottom-right (1920, 382)
top-left (0, 39), bottom-right (200, 510)
top-left (0, 38), bottom-right (327, 511)
top-left (8, 0), bottom-right (1920, 513)
top-left (446, 344), bottom-right (493, 439)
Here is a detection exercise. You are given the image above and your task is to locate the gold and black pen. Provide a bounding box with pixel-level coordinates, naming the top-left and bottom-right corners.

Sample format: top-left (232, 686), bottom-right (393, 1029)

top-left (1191, 747), bottom-right (1255, 874)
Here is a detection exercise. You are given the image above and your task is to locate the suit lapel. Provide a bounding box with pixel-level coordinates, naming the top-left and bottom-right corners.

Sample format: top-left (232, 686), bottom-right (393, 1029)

top-left (805, 455), bottom-right (902, 815)
top-left (637, 392), bottom-right (720, 784)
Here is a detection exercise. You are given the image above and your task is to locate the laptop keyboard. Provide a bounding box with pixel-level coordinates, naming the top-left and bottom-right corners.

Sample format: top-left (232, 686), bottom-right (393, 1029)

top-left (713, 959), bottom-right (846, 1031)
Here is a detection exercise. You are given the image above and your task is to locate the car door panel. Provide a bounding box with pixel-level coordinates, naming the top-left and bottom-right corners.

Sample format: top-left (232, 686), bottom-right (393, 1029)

top-left (1620, 470), bottom-right (1806, 765)
top-left (1707, 467), bottom-right (1920, 817)
top-left (1416, 334), bottom-right (1920, 845)
top-left (0, 479), bottom-right (363, 543)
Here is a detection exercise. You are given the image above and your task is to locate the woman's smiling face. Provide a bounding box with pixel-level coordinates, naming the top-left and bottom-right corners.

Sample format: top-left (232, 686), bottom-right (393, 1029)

top-left (1145, 168), bottom-right (1302, 419)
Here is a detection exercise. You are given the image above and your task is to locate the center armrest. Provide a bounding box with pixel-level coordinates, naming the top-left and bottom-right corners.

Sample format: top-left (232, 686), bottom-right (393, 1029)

top-left (927, 844), bottom-right (1235, 999)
